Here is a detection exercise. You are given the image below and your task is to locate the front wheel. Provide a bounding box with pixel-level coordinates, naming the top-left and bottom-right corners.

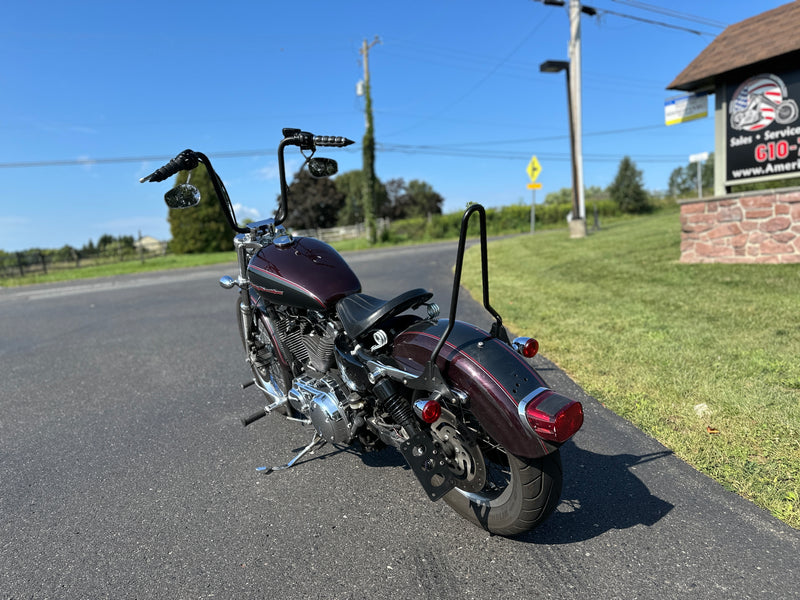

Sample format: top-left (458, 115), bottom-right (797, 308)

top-left (235, 299), bottom-right (292, 413)
top-left (435, 414), bottom-right (563, 536)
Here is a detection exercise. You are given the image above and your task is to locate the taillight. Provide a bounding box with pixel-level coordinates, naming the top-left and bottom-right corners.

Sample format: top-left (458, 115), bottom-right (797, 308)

top-left (512, 336), bottom-right (539, 358)
top-left (519, 388), bottom-right (583, 443)
top-left (414, 399), bottom-right (442, 424)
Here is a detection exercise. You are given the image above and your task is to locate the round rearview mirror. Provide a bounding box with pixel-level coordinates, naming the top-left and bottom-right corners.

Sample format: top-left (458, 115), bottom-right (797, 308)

top-left (307, 157), bottom-right (338, 178)
top-left (165, 184), bottom-right (201, 209)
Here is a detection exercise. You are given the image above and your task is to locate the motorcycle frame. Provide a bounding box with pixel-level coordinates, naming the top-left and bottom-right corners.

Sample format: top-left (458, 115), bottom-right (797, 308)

top-left (169, 135), bottom-right (572, 460)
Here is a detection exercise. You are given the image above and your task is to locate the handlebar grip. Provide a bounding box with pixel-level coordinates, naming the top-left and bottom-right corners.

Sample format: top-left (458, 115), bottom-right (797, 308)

top-left (139, 149), bottom-right (199, 183)
top-left (313, 135), bottom-right (355, 148)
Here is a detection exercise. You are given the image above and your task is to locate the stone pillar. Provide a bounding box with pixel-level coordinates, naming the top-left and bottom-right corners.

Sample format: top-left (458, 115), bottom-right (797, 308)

top-left (679, 188), bottom-right (800, 263)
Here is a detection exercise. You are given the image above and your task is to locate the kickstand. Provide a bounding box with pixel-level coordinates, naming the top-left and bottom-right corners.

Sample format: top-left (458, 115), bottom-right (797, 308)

top-left (256, 432), bottom-right (326, 474)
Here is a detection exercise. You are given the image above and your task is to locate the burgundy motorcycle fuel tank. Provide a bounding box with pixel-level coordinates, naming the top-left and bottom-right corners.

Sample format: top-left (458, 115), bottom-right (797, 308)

top-left (247, 236), bottom-right (361, 311)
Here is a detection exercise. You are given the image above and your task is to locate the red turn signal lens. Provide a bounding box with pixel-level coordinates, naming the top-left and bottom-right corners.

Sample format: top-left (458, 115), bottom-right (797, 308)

top-left (414, 399), bottom-right (442, 424)
top-left (525, 399), bottom-right (583, 443)
top-left (513, 337), bottom-right (540, 358)
top-left (522, 338), bottom-right (539, 358)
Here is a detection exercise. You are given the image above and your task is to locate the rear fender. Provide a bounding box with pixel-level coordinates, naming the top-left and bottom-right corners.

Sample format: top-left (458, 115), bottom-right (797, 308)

top-left (391, 319), bottom-right (572, 458)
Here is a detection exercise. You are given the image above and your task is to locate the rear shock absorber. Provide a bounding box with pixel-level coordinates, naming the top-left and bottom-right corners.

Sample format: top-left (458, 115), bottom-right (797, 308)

top-left (372, 378), bottom-right (418, 434)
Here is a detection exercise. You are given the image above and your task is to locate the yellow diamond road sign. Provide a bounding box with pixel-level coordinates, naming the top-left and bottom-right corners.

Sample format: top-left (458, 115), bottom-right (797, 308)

top-left (526, 156), bottom-right (541, 183)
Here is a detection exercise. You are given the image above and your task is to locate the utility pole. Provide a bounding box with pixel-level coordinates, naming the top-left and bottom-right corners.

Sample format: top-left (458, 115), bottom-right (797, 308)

top-left (568, 0), bottom-right (587, 235)
top-left (359, 37), bottom-right (381, 244)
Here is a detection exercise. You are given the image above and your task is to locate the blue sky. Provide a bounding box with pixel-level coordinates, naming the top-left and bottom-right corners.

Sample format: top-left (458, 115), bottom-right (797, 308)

top-left (0, 0), bottom-right (789, 252)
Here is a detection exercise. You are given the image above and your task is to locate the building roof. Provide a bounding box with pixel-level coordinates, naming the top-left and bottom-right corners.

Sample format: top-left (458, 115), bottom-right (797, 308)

top-left (668, 2), bottom-right (800, 91)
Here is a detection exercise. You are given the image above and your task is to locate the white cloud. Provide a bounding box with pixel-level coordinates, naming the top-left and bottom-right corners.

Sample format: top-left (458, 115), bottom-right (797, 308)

top-left (255, 157), bottom-right (302, 181)
top-left (233, 203), bottom-right (262, 222)
top-left (94, 217), bottom-right (171, 240)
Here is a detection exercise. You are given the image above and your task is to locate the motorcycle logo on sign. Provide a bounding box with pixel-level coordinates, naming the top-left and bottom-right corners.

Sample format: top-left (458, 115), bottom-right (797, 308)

top-left (729, 73), bottom-right (799, 131)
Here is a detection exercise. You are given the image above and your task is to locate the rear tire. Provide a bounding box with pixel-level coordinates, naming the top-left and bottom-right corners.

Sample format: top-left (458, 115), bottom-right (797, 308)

top-left (442, 439), bottom-right (563, 536)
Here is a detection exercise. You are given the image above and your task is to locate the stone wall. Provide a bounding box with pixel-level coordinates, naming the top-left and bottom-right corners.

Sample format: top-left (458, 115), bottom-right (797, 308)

top-left (679, 188), bottom-right (800, 263)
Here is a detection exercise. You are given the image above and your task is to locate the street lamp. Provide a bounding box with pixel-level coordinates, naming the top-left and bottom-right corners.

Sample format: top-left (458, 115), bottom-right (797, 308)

top-left (540, 59), bottom-right (585, 238)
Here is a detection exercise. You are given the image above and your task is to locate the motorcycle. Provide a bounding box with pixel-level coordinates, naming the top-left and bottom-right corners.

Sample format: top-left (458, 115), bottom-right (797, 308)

top-left (140, 128), bottom-right (583, 536)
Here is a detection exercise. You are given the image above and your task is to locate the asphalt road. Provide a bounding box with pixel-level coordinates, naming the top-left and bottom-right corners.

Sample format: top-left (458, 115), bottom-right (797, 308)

top-left (1, 240), bottom-right (798, 600)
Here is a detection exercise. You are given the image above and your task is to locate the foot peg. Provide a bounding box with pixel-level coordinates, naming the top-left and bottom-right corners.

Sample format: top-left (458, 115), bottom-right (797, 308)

top-left (240, 396), bottom-right (293, 426)
top-left (241, 409), bottom-right (267, 427)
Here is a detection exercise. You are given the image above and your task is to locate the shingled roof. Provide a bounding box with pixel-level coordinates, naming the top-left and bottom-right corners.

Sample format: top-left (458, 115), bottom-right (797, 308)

top-left (668, 2), bottom-right (800, 92)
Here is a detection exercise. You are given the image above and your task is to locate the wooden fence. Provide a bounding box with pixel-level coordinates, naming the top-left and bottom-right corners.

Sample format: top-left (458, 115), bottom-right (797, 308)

top-left (290, 218), bottom-right (390, 243)
top-left (1, 242), bottom-right (168, 279)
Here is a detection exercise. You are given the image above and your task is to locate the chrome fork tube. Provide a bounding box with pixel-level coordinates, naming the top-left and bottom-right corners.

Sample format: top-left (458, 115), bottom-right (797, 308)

top-left (235, 235), bottom-right (257, 343)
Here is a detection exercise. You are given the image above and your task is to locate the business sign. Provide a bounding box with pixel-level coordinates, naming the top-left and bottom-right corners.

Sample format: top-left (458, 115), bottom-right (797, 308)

top-left (726, 70), bottom-right (800, 184)
top-left (664, 92), bottom-right (708, 126)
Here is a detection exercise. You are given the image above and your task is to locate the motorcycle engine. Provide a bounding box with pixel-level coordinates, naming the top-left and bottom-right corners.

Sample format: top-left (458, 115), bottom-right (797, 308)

top-left (288, 375), bottom-right (353, 444)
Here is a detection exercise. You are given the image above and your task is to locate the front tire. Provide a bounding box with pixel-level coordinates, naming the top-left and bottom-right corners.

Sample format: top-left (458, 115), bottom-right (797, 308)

top-left (236, 299), bottom-right (292, 414)
top-left (440, 430), bottom-right (563, 536)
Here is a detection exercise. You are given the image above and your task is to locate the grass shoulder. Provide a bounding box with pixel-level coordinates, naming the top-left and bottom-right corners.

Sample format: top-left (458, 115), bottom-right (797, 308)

top-left (0, 252), bottom-right (237, 288)
top-left (459, 210), bottom-right (800, 528)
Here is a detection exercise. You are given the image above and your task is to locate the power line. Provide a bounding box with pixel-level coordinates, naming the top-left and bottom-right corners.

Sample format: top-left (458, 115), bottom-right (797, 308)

top-left (597, 7), bottom-right (717, 37)
top-left (382, 12), bottom-right (555, 138)
top-left (534, 0), bottom-right (719, 36)
top-left (0, 137), bottom-right (690, 170)
top-left (399, 123), bottom-right (666, 148)
top-left (0, 149), bottom-right (277, 170)
top-left (0, 120), bottom-right (694, 170)
top-left (610, 0), bottom-right (727, 29)
top-left (376, 142), bottom-right (687, 163)
top-left (382, 44), bottom-right (668, 92)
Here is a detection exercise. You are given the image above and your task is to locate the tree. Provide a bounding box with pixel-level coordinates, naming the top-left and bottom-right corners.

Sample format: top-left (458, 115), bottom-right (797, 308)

top-left (334, 170), bottom-right (388, 225)
top-left (400, 180), bottom-right (444, 218)
top-left (284, 168), bottom-right (346, 230)
top-left (379, 178), bottom-right (444, 219)
top-left (360, 38), bottom-right (380, 243)
top-left (544, 185), bottom-right (607, 207)
top-left (97, 234), bottom-right (115, 251)
top-left (53, 245), bottom-right (77, 263)
top-left (81, 239), bottom-right (96, 256)
top-left (382, 178), bottom-right (406, 218)
top-left (608, 156), bottom-right (651, 214)
top-left (118, 235), bottom-right (135, 251)
top-left (168, 163), bottom-right (235, 253)
top-left (668, 153), bottom-right (714, 198)
top-left (543, 187), bottom-right (573, 206)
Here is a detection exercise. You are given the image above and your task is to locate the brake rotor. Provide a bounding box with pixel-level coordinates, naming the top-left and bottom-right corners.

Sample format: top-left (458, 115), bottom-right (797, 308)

top-left (431, 410), bottom-right (486, 493)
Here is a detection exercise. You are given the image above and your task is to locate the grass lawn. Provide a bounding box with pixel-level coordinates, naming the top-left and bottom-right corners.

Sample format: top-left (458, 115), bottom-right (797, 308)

top-left (460, 209), bottom-right (800, 528)
top-left (0, 252), bottom-right (237, 287)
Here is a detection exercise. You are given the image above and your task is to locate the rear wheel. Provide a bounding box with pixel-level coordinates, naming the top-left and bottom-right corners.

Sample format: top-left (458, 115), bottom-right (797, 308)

top-left (434, 410), bottom-right (563, 536)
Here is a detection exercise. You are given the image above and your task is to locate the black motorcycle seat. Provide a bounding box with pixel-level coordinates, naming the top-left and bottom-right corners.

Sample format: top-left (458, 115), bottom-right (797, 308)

top-left (336, 288), bottom-right (433, 341)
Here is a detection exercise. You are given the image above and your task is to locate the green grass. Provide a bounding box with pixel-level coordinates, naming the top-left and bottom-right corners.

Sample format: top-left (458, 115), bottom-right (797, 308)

top-left (0, 252), bottom-right (236, 287)
top-left (460, 209), bottom-right (800, 528)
